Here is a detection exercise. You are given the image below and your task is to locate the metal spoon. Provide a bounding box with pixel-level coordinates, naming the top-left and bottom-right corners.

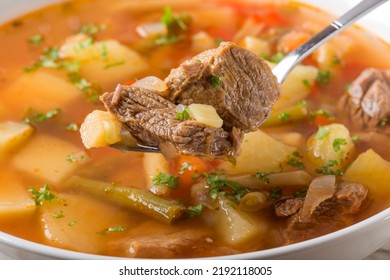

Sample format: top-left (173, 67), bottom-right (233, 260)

top-left (113, 0), bottom-right (389, 153)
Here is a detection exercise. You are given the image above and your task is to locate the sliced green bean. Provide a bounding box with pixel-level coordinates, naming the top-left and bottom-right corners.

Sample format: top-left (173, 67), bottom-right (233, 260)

top-left (64, 176), bottom-right (185, 224)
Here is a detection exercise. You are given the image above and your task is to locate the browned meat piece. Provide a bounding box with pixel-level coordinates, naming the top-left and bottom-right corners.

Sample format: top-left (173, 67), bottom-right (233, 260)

top-left (340, 68), bottom-right (390, 131)
top-left (279, 181), bottom-right (368, 243)
top-left (275, 197), bottom-right (304, 217)
top-left (101, 87), bottom-right (242, 158)
top-left (165, 42), bottom-right (281, 131)
top-left (109, 230), bottom-right (240, 258)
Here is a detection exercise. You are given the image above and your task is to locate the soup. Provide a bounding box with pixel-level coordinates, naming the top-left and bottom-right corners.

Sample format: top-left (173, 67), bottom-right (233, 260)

top-left (1, 0), bottom-right (390, 258)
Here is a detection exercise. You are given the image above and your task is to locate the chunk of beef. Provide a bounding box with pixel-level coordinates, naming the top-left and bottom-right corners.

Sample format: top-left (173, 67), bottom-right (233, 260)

top-left (101, 87), bottom-right (242, 158)
top-left (165, 42), bottom-right (281, 131)
top-left (340, 68), bottom-right (390, 131)
top-left (109, 230), bottom-right (240, 258)
top-left (276, 181), bottom-right (368, 243)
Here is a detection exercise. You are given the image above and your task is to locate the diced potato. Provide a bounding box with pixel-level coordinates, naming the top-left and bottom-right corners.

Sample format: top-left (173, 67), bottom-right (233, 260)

top-left (216, 196), bottom-right (267, 246)
top-left (0, 121), bottom-right (34, 157)
top-left (0, 168), bottom-right (35, 215)
top-left (241, 36), bottom-right (271, 56)
top-left (80, 110), bottom-right (122, 149)
top-left (267, 62), bottom-right (318, 110)
top-left (269, 132), bottom-right (304, 148)
top-left (60, 37), bottom-right (148, 90)
top-left (2, 71), bottom-right (81, 115)
top-left (261, 102), bottom-right (308, 128)
top-left (40, 193), bottom-right (134, 254)
top-left (188, 104), bottom-right (223, 128)
top-left (306, 123), bottom-right (355, 169)
top-left (220, 130), bottom-right (295, 175)
top-left (342, 149), bottom-right (390, 198)
top-left (312, 43), bottom-right (338, 69)
top-left (191, 31), bottom-right (216, 53)
top-left (11, 134), bottom-right (90, 184)
top-left (143, 153), bottom-right (171, 196)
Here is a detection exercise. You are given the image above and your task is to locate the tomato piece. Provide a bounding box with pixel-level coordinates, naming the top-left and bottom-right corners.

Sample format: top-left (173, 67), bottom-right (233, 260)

top-left (314, 115), bottom-right (333, 126)
top-left (123, 79), bottom-right (136, 86)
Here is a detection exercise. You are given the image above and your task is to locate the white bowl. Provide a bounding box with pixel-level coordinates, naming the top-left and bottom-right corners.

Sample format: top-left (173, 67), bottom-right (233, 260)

top-left (1, 0), bottom-right (390, 259)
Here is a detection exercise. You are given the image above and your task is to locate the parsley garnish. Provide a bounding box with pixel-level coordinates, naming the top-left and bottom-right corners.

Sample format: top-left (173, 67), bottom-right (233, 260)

top-left (315, 126), bottom-right (330, 139)
top-left (176, 106), bottom-right (191, 121)
top-left (263, 52), bottom-right (285, 63)
top-left (97, 226), bottom-right (126, 235)
top-left (278, 112), bottom-right (290, 121)
top-left (294, 188), bottom-right (307, 198)
top-left (152, 173), bottom-right (178, 189)
top-left (66, 155), bottom-right (77, 163)
top-left (156, 7), bottom-right (189, 45)
top-left (332, 138), bottom-right (347, 152)
top-left (269, 187), bottom-right (282, 200)
top-left (66, 123), bottom-right (79, 131)
top-left (23, 108), bottom-right (61, 124)
top-left (309, 109), bottom-right (334, 123)
top-left (205, 173), bottom-right (249, 201)
top-left (78, 23), bottom-right (107, 36)
top-left (316, 69), bottom-right (331, 85)
top-left (379, 117), bottom-right (388, 126)
top-left (104, 60), bottom-right (125, 69)
top-left (51, 211), bottom-right (65, 219)
top-left (302, 79), bottom-right (311, 88)
top-left (255, 172), bottom-right (271, 184)
top-left (186, 204), bottom-right (203, 218)
top-left (179, 162), bottom-right (191, 175)
top-left (28, 184), bottom-right (60, 206)
top-left (287, 152), bottom-right (305, 169)
top-left (315, 160), bottom-right (343, 175)
top-left (208, 75), bottom-right (222, 89)
top-left (28, 34), bottom-right (44, 45)
top-left (68, 220), bottom-right (78, 227)
top-left (351, 134), bottom-right (359, 142)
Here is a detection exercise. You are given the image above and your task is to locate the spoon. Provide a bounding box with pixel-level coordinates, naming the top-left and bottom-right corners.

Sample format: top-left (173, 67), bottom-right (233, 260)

top-left (113, 0), bottom-right (389, 153)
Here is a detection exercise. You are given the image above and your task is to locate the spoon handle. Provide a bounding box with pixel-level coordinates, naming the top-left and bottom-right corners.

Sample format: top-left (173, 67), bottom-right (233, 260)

top-left (272, 0), bottom-right (389, 84)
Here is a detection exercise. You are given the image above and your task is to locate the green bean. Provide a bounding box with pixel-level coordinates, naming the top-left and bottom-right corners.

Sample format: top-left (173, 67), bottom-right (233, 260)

top-left (64, 176), bottom-right (185, 224)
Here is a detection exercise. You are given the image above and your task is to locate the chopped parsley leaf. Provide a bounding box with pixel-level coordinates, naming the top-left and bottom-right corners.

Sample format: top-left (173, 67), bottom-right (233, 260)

top-left (278, 112), bottom-right (290, 121)
top-left (192, 172), bottom-right (200, 180)
top-left (176, 106), bottom-right (191, 121)
top-left (263, 52), bottom-right (285, 63)
top-left (155, 34), bottom-right (186, 45)
top-left (379, 117), bottom-right (388, 126)
top-left (186, 204), bottom-right (203, 218)
top-left (66, 155), bottom-right (77, 163)
top-left (332, 138), bottom-right (347, 152)
top-left (104, 60), bottom-right (125, 69)
top-left (269, 187), bottom-right (282, 200)
top-left (28, 34), bottom-right (44, 45)
top-left (315, 126), bottom-right (330, 139)
top-left (68, 220), bottom-right (78, 227)
top-left (302, 79), bottom-right (311, 88)
top-left (52, 211), bottom-right (64, 219)
top-left (294, 188), bottom-right (307, 198)
top-left (100, 43), bottom-right (108, 61)
top-left (97, 226), bottom-right (126, 235)
top-left (23, 108), bottom-right (61, 124)
top-left (316, 69), bottom-right (331, 85)
top-left (205, 173), bottom-right (249, 201)
top-left (78, 23), bottom-right (107, 36)
top-left (287, 152), bottom-right (305, 169)
top-left (351, 134), bottom-right (359, 142)
top-left (66, 123), bottom-right (79, 131)
top-left (29, 184), bottom-right (60, 206)
top-left (152, 173), bottom-right (178, 189)
top-left (255, 172), bottom-right (271, 184)
top-left (315, 160), bottom-right (343, 175)
top-left (208, 75), bottom-right (222, 89)
top-left (179, 162), bottom-right (191, 175)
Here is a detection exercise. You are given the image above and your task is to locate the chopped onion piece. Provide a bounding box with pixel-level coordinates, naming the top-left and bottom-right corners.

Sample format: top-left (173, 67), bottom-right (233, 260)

top-left (132, 76), bottom-right (169, 97)
top-left (135, 22), bottom-right (167, 39)
top-left (298, 175), bottom-right (336, 223)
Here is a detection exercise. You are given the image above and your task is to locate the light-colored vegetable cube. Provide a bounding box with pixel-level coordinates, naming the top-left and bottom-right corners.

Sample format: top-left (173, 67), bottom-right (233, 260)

top-left (40, 193), bottom-right (134, 254)
top-left (2, 71), bottom-right (81, 115)
top-left (342, 149), bottom-right (390, 198)
top-left (11, 134), bottom-right (90, 184)
top-left (267, 62), bottom-right (318, 110)
top-left (0, 121), bottom-right (34, 157)
top-left (188, 104), bottom-right (223, 128)
top-left (136, 22), bottom-right (167, 39)
top-left (0, 169), bottom-right (35, 215)
top-left (132, 76), bottom-right (168, 97)
top-left (220, 129), bottom-right (295, 175)
top-left (216, 196), bottom-right (267, 246)
top-left (80, 110), bottom-right (122, 149)
top-left (242, 36), bottom-right (271, 56)
top-left (306, 123), bottom-right (355, 169)
top-left (191, 31), bottom-right (216, 53)
top-left (60, 37), bottom-right (148, 90)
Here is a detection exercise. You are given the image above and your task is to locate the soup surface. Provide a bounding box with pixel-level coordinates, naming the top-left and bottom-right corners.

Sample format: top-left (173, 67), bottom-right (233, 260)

top-left (1, 0), bottom-right (390, 258)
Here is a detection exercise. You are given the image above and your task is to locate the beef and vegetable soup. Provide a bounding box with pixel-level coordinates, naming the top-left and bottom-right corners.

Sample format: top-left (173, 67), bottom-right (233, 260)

top-left (1, 0), bottom-right (390, 258)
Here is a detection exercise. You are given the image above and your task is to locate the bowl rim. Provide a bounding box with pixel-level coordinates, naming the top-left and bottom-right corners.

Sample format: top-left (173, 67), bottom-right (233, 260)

top-left (1, 206), bottom-right (389, 259)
